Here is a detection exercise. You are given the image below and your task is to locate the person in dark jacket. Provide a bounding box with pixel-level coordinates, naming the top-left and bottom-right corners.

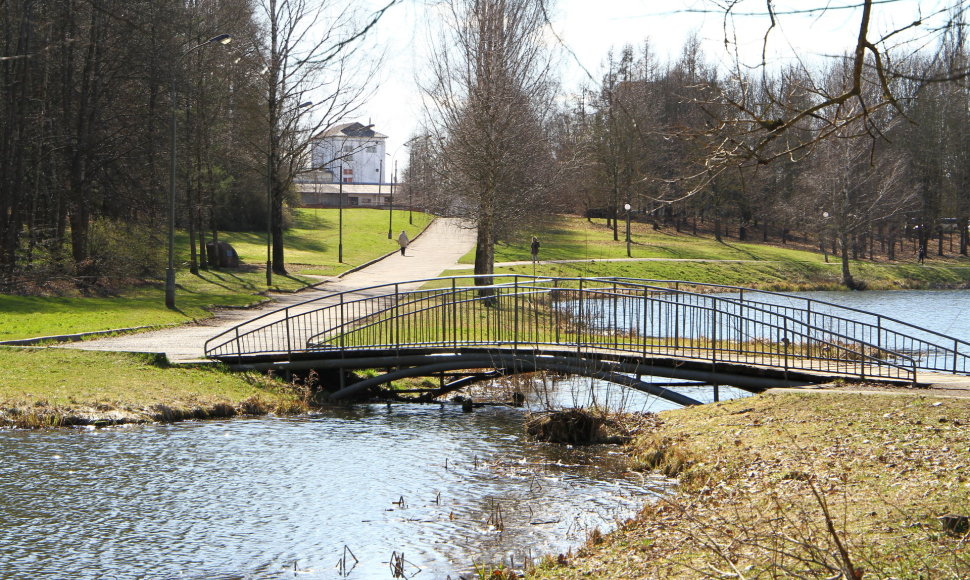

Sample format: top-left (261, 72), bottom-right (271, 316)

top-left (530, 236), bottom-right (540, 263)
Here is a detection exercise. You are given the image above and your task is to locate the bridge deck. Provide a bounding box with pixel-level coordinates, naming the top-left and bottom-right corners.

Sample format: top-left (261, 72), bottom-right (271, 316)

top-left (216, 345), bottom-right (932, 389)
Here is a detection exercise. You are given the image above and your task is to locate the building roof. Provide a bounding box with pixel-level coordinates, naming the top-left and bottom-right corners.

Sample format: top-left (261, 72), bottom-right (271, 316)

top-left (313, 122), bottom-right (387, 140)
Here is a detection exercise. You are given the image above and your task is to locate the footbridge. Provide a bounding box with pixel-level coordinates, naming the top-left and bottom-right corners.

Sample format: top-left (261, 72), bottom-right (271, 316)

top-left (204, 276), bottom-right (970, 406)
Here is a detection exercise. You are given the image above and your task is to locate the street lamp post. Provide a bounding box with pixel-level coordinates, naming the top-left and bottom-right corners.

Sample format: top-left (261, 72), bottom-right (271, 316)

top-left (338, 164), bottom-right (344, 263)
top-left (167, 33), bottom-right (231, 310)
top-left (401, 134), bottom-right (432, 227)
top-left (624, 202), bottom-right (632, 258)
top-left (382, 156), bottom-right (392, 239)
top-left (389, 159), bottom-right (397, 235)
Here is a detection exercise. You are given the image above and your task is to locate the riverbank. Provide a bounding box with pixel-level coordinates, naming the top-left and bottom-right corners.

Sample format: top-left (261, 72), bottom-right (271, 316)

top-left (0, 349), bottom-right (308, 428)
top-left (531, 390), bottom-right (970, 578)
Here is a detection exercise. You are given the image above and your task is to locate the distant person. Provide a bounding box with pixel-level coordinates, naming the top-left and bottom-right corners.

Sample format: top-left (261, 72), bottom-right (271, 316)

top-left (397, 230), bottom-right (409, 256)
top-left (530, 236), bottom-right (540, 262)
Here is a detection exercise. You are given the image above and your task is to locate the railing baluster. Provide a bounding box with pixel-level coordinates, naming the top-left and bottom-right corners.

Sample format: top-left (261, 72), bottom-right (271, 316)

top-left (642, 288), bottom-right (648, 357)
top-left (285, 307), bottom-right (292, 358)
top-left (712, 300), bottom-right (718, 366)
top-left (514, 277), bottom-right (519, 352)
top-left (577, 278), bottom-right (584, 355)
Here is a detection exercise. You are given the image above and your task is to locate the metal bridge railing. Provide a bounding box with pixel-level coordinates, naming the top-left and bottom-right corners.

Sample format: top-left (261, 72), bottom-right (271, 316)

top-left (204, 276), bottom-right (970, 383)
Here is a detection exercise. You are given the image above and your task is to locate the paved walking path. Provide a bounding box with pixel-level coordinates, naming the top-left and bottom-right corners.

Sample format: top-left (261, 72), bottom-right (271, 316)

top-left (61, 218), bottom-right (477, 362)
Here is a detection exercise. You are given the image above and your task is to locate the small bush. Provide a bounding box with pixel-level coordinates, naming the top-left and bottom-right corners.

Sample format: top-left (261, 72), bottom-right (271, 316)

top-left (86, 218), bottom-right (165, 280)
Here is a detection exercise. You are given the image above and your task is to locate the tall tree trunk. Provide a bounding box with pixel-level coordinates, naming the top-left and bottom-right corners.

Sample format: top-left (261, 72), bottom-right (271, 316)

top-left (271, 182), bottom-right (287, 275)
top-left (960, 217), bottom-right (968, 256)
top-left (198, 207), bottom-right (208, 270)
top-left (839, 231), bottom-right (855, 288)
top-left (474, 188), bottom-right (496, 303)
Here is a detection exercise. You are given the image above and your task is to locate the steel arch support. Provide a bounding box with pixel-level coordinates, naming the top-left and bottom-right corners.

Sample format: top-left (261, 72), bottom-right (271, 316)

top-left (327, 353), bottom-right (702, 406)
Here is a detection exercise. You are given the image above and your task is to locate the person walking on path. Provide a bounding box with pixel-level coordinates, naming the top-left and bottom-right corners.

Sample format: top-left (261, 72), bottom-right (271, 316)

top-left (530, 236), bottom-right (540, 263)
top-left (398, 230), bottom-right (410, 256)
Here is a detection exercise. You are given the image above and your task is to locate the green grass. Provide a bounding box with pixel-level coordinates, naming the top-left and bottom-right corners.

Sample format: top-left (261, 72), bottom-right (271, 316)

top-left (467, 216), bottom-right (827, 264)
top-left (0, 348), bottom-right (305, 426)
top-left (220, 208), bottom-right (432, 276)
top-left (0, 269), bottom-right (305, 341)
top-left (0, 209), bottom-right (434, 341)
top-left (454, 215), bottom-right (970, 291)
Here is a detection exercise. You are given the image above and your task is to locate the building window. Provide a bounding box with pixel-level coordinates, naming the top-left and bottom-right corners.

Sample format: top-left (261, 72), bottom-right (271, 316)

top-left (366, 146), bottom-right (376, 153)
top-left (343, 177), bottom-right (353, 183)
top-left (343, 168), bottom-right (353, 175)
top-left (349, 197), bottom-right (359, 206)
top-left (342, 144), bottom-right (354, 152)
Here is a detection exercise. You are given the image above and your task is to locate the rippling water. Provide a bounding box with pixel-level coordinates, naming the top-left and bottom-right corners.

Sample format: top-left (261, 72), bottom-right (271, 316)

top-left (753, 289), bottom-right (970, 344)
top-left (0, 404), bottom-right (667, 579)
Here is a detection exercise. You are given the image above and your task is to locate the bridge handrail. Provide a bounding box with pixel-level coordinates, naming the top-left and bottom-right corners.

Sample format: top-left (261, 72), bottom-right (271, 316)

top-left (206, 280), bottom-right (918, 383)
top-left (203, 275), bottom-right (967, 375)
top-left (209, 274), bottom-right (970, 354)
top-left (296, 284), bottom-right (918, 382)
top-left (602, 277), bottom-right (970, 366)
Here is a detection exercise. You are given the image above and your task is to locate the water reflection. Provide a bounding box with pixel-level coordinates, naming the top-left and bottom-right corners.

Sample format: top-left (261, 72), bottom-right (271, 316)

top-left (0, 404), bottom-right (667, 579)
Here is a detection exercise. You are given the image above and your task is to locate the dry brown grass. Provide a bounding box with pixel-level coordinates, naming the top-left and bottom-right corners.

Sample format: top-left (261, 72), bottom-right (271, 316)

top-left (531, 391), bottom-right (970, 579)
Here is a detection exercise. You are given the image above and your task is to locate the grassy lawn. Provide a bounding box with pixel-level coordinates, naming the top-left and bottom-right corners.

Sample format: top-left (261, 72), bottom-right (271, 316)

top-left (0, 270), bottom-right (290, 341)
top-left (0, 208), bottom-right (433, 341)
top-left (452, 215), bottom-right (970, 291)
top-left (532, 391), bottom-right (970, 579)
top-left (0, 348), bottom-right (306, 427)
top-left (220, 208), bottom-right (432, 276)
top-left (467, 216), bottom-right (828, 264)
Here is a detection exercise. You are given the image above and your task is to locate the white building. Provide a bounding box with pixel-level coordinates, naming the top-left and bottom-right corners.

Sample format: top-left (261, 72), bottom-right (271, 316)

top-left (310, 122), bottom-right (387, 184)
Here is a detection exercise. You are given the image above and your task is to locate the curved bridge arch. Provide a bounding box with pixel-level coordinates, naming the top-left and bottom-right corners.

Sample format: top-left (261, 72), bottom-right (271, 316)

top-left (205, 276), bottom-right (970, 402)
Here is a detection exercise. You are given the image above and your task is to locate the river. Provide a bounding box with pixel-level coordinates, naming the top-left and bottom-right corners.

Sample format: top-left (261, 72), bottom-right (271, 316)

top-left (735, 288), bottom-right (970, 344)
top-left (0, 402), bottom-right (669, 579)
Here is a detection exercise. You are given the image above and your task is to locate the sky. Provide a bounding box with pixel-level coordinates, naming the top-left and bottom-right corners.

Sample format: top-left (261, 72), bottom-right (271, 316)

top-left (333, 0), bottom-right (957, 178)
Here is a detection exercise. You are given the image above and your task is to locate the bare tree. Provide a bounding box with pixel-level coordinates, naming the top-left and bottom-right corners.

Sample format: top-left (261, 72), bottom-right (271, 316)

top-left (710, 0), bottom-right (970, 164)
top-left (799, 58), bottom-right (915, 290)
top-left (424, 0), bottom-right (559, 293)
top-left (245, 0), bottom-right (395, 278)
